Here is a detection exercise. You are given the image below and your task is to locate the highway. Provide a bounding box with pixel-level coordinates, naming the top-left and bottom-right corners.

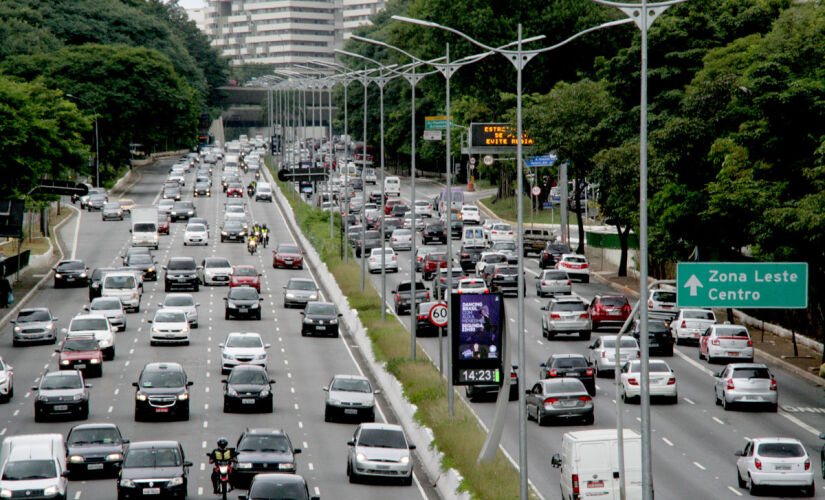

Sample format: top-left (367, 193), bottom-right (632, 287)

top-left (0, 159), bottom-right (437, 500)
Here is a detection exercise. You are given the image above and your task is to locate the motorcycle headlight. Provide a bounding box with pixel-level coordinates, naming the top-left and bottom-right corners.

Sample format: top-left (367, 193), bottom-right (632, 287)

top-left (60, 360), bottom-right (71, 366)
top-left (177, 392), bottom-right (189, 400)
top-left (148, 268), bottom-right (154, 273)
top-left (120, 479), bottom-right (136, 488)
top-left (43, 486), bottom-right (59, 496)
top-left (236, 462), bottom-right (252, 469)
top-left (400, 456), bottom-right (410, 464)
top-left (356, 453), bottom-right (367, 462)
top-left (136, 392), bottom-right (147, 401)
top-left (106, 452), bottom-right (123, 461)
top-left (69, 455), bottom-right (85, 463)
top-left (278, 462), bottom-right (294, 471)
top-left (90, 358), bottom-right (100, 364)
top-left (168, 476), bottom-right (184, 487)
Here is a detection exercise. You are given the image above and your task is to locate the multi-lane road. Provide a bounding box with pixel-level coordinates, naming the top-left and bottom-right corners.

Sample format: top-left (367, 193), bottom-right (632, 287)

top-left (0, 159), bottom-right (437, 499)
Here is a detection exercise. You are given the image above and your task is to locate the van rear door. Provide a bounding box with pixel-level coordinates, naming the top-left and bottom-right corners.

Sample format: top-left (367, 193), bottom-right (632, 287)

top-left (577, 442), bottom-right (617, 498)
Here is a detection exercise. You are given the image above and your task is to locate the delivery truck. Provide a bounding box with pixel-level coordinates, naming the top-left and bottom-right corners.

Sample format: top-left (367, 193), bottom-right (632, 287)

top-left (130, 207), bottom-right (159, 249)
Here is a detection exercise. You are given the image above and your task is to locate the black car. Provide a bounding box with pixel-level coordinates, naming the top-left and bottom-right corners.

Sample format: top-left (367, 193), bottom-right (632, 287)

top-left (383, 218), bottom-right (403, 239)
top-left (488, 265), bottom-right (524, 296)
top-left (224, 286), bottom-right (263, 320)
top-left (220, 220), bottom-right (247, 242)
top-left (422, 222), bottom-right (447, 244)
top-left (164, 257), bottom-right (200, 292)
top-left (450, 219), bottom-right (464, 239)
top-left (390, 204), bottom-right (408, 218)
top-left (240, 473), bottom-right (318, 500)
top-left (126, 254), bottom-right (157, 281)
top-left (415, 302), bottom-right (442, 337)
top-left (392, 280), bottom-right (429, 315)
top-left (457, 245), bottom-right (486, 272)
top-left (300, 301), bottom-right (341, 337)
top-left (631, 319), bottom-right (675, 356)
top-left (54, 260), bottom-right (89, 288)
top-left (33, 370), bottom-right (91, 422)
top-left (222, 365), bottom-right (274, 413)
top-left (117, 440), bottom-right (191, 500)
top-left (66, 422), bottom-right (128, 476)
top-left (354, 230), bottom-right (382, 258)
top-left (88, 267), bottom-right (118, 300)
top-left (122, 246), bottom-right (152, 266)
top-left (170, 201), bottom-right (196, 221)
top-left (539, 354), bottom-right (596, 395)
top-left (368, 190), bottom-right (383, 204)
top-left (539, 242), bottom-right (572, 269)
top-left (133, 362), bottom-right (192, 421)
top-left (231, 429), bottom-right (300, 488)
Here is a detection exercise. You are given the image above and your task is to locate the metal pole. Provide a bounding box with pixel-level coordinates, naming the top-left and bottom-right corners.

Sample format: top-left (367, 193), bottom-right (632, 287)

top-left (445, 42), bottom-right (454, 418)
top-left (409, 64), bottom-right (418, 360)
top-left (361, 66), bottom-right (368, 291)
top-left (560, 162), bottom-right (568, 243)
top-left (329, 82), bottom-right (334, 240)
top-left (379, 70), bottom-right (387, 321)
top-left (292, 87), bottom-right (297, 200)
top-left (344, 81), bottom-right (350, 264)
top-left (94, 114), bottom-right (100, 188)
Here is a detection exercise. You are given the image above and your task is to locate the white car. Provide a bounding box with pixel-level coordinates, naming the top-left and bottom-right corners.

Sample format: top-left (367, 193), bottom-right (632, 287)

top-left (158, 199), bottom-right (175, 214)
top-left (84, 297), bottom-right (127, 332)
top-left (456, 278), bottom-right (489, 294)
top-left (65, 314), bottom-right (115, 360)
top-left (200, 257), bottom-right (233, 285)
top-left (168, 173), bottom-right (185, 186)
top-left (390, 229), bottom-right (413, 251)
top-left (183, 223), bottom-right (209, 246)
top-left (587, 335), bottom-right (640, 377)
top-left (148, 309), bottom-right (190, 345)
top-left (475, 251), bottom-right (508, 277)
top-left (487, 223), bottom-right (515, 244)
top-left (367, 248), bottom-right (398, 273)
top-left (735, 438), bottom-right (814, 496)
top-left (648, 289), bottom-right (677, 317)
top-left (219, 332), bottom-right (270, 373)
top-left (620, 359), bottom-right (677, 404)
top-left (671, 308), bottom-right (716, 344)
top-left (159, 293), bottom-right (200, 328)
top-left (223, 211), bottom-right (248, 230)
top-left (699, 324), bottom-right (754, 363)
top-left (459, 205), bottom-right (481, 224)
top-left (0, 356), bottom-right (13, 403)
top-left (482, 218), bottom-right (502, 237)
top-left (364, 168), bottom-right (377, 184)
top-left (414, 199), bottom-right (433, 218)
top-left (556, 253), bottom-right (591, 283)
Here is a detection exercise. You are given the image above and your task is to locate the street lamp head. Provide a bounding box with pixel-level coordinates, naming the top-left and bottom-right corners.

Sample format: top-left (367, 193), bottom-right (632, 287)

top-left (391, 15), bottom-right (440, 28)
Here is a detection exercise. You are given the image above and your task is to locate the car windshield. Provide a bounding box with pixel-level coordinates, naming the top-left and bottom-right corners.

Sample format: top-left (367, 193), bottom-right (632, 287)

top-left (485, 255), bottom-right (506, 263)
top-left (173, 202), bottom-right (193, 209)
top-left (599, 297), bottom-right (627, 307)
top-left (549, 243), bottom-right (571, 253)
top-left (357, 429), bottom-right (406, 449)
top-left (68, 427), bottom-right (121, 445)
top-left (229, 288), bottom-right (258, 300)
top-left (288, 280), bottom-right (316, 291)
top-left (492, 224), bottom-right (511, 231)
top-left (91, 299), bottom-right (121, 311)
top-left (551, 301), bottom-right (586, 312)
top-left (731, 367), bottom-right (770, 379)
top-left (228, 369), bottom-right (268, 385)
top-left (205, 258), bottom-right (230, 268)
top-left (226, 335), bottom-right (263, 348)
top-left (140, 370), bottom-right (185, 388)
top-left (71, 318), bottom-right (108, 331)
top-left (684, 310), bottom-right (714, 320)
top-left (279, 246), bottom-right (301, 254)
top-left (552, 357), bottom-right (588, 369)
top-left (187, 224), bottom-right (206, 232)
top-left (306, 303), bottom-right (336, 315)
top-left (123, 447), bottom-right (182, 468)
top-left (154, 311), bottom-right (186, 323)
top-left (234, 267), bottom-right (257, 277)
top-left (496, 267), bottom-right (519, 276)
top-left (63, 338), bottom-right (99, 351)
top-left (248, 480), bottom-right (306, 499)
top-left (757, 442), bottom-right (805, 458)
top-left (224, 221), bottom-right (243, 230)
top-left (429, 254), bottom-right (447, 262)
top-left (17, 309), bottom-right (51, 322)
top-left (238, 435), bottom-right (290, 452)
top-left (42, 374), bottom-right (82, 390)
top-left (104, 275), bottom-right (136, 289)
top-left (331, 378), bottom-right (371, 393)
top-left (104, 203), bottom-right (119, 210)
top-left (2, 460), bottom-right (56, 480)
top-left (130, 255), bottom-right (152, 265)
top-left (653, 291), bottom-right (676, 302)
top-left (168, 260), bottom-right (196, 270)
top-left (59, 261), bottom-right (85, 270)
top-left (601, 338), bottom-right (639, 348)
top-left (165, 296), bottom-right (194, 307)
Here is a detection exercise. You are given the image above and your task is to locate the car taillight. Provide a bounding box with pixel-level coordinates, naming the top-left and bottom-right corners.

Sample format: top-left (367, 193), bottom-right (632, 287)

top-left (747, 339), bottom-right (753, 346)
top-left (667, 377), bottom-right (676, 385)
top-left (754, 458), bottom-right (761, 470)
top-left (392, 256), bottom-right (397, 260)
top-left (578, 396), bottom-right (591, 403)
top-left (681, 320), bottom-right (687, 328)
top-left (769, 379), bottom-right (777, 391)
top-left (580, 313), bottom-right (589, 319)
top-left (572, 474), bottom-right (580, 496)
top-left (392, 238), bottom-right (397, 242)
top-left (461, 253), bottom-right (469, 258)
top-left (426, 291), bottom-right (430, 299)
top-left (567, 280), bottom-right (572, 286)
top-left (648, 300), bottom-right (654, 308)
top-left (550, 314), bottom-right (561, 319)
top-left (636, 351), bottom-right (641, 358)
top-left (396, 296), bottom-right (401, 302)
top-left (628, 377), bottom-right (638, 386)
top-left (726, 379), bottom-right (735, 390)
top-left (711, 338), bottom-right (721, 345)
top-left (548, 369), bottom-right (558, 377)
top-left (541, 280), bottom-right (547, 285)
top-left (543, 397), bottom-right (559, 406)
top-left (510, 372), bottom-right (517, 379)
top-left (623, 304), bottom-right (631, 314)
top-left (601, 351), bottom-right (607, 359)
top-left (581, 263), bottom-right (589, 268)
top-left (370, 258), bottom-right (375, 262)
top-left (805, 459), bottom-right (811, 470)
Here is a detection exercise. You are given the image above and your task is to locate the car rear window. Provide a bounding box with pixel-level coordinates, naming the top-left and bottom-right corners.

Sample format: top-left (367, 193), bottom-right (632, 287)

top-left (551, 301), bottom-right (586, 312)
top-left (551, 357), bottom-right (588, 369)
top-left (716, 326), bottom-right (749, 338)
top-left (599, 297), bottom-right (628, 307)
top-left (542, 271), bottom-right (569, 280)
top-left (653, 291), bottom-right (676, 302)
top-left (684, 310), bottom-right (715, 320)
top-left (602, 338), bottom-right (639, 348)
top-left (757, 442), bottom-right (805, 458)
top-left (731, 367), bottom-right (770, 379)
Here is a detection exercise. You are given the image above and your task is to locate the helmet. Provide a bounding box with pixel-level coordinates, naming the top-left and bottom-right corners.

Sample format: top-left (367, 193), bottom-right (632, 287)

top-left (217, 438), bottom-right (228, 449)
top-left (262, 224), bottom-right (268, 230)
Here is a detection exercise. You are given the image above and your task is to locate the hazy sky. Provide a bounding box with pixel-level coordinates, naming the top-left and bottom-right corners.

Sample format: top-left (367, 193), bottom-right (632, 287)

top-left (179, 0), bottom-right (205, 8)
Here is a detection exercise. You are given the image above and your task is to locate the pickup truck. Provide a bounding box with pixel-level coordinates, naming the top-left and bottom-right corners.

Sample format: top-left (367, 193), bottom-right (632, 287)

top-left (393, 280), bottom-right (430, 315)
top-left (422, 252), bottom-right (449, 280)
top-left (523, 228), bottom-right (556, 256)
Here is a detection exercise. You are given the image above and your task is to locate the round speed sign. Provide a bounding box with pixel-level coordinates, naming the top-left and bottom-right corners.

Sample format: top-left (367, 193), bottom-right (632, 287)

top-left (483, 155), bottom-right (494, 166)
top-left (531, 186), bottom-right (541, 196)
top-left (428, 303), bottom-right (448, 327)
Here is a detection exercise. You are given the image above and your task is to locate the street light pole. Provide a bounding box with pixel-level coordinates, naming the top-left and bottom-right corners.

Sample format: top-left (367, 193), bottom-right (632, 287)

top-left (66, 94), bottom-right (100, 187)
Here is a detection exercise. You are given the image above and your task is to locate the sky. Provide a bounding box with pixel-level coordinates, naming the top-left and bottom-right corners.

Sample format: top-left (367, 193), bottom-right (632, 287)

top-left (178, 0), bottom-right (205, 9)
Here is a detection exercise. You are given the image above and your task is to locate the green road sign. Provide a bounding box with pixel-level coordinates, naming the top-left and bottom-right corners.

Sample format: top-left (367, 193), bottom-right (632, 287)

top-left (676, 262), bottom-right (808, 309)
top-left (425, 116), bottom-right (453, 130)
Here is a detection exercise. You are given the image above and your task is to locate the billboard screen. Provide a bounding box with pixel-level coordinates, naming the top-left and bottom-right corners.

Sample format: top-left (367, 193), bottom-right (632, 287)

top-left (451, 293), bottom-right (505, 385)
top-left (469, 123), bottom-right (534, 149)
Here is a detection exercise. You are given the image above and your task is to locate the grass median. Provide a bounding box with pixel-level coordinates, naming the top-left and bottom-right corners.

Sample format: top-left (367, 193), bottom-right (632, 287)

top-left (274, 178), bottom-right (531, 499)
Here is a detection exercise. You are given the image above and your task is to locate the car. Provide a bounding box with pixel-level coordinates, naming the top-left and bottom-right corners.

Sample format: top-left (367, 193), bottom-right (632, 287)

top-left (301, 301), bottom-right (341, 337)
top-left (193, 180), bottom-right (211, 197)
top-left (200, 257), bottom-right (233, 285)
top-left (158, 293), bottom-right (199, 328)
top-left (283, 278), bottom-right (319, 308)
top-left (457, 244), bottom-right (486, 272)
top-left (392, 280), bottom-right (429, 316)
top-left (588, 295), bottom-right (631, 330)
top-left (157, 198), bottom-right (175, 215)
top-left (122, 246), bottom-right (152, 266)
top-left (102, 202), bottom-right (124, 220)
top-left (272, 244), bottom-right (304, 269)
top-left (620, 359), bottom-right (678, 404)
top-left (162, 185), bottom-right (182, 201)
top-left (226, 183), bottom-right (244, 197)
top-left (713, 363), bottom-right (778, 411)
top-left (456, 277), bottom-right (489, 294)
top-left (231, 429), bottom-right (301, 489)
top-left (390, 203), bottom-right (408, 219)
top-left (556, 253), bottom-right (590, 283)
top-left (85, 297), bottom-right (127, 332)
top-left (475, 252), bottom-right (507, 277)
top-left (117, 440), bottom-right (192, 499)
top-left (536, 269), bottom-right (572, 297)
top-left (88, 267), bottom-right (118, 300)
top-left (224, 286), bottom-right (263, 320)
top-left (148, 309), bottom-right (190, 345)
top-left (125, 253), bottom-right (158, 281)
top-left (433, 267), bottom-right (467, 300)
top-left (449, 219), bottom-right (463, 239)
top-left (523, 228), bottom-right (556, 256)
top-left (183, 223), bottom-right (209, 246)
top-left (539, 242), bottom-right (572, 268)
top-left (368, 248), bottom-right (398, 273)
top-left (630, 319), bottom-right (675, 356)
top-left (390, 228), bottom-right (413, 251)
top-left (220, 332), bottom-right (270, 373)
top-left (699, 324), bottom-right (754, 363)
top-left (168, 172), bottom-right (185, 185)
top-left (368, 190), bottom-right (383, 204)
top-left (354, 229), bottom-right (383, 257)
top-left (239, 473), bottom-right (319, 500)
top-left (487, 265), bottom-right (524, 296)
top-left (11, 307), bottom-right (58, 346)
top-left (101, 271), bottom-right (142, 312)
top-left (220, 219), bottom-right (247, 242)
top-left (33, 370), bottom-right (90, 422)
top-left (487, 223), bottom-right (515, 244)
top-left (0, 356), bottom-right (13, 403)
top-left (735, 438), bottom-right (814, 496)
top-left (79, 187), bottom-right (106, 208)
top-left (671, 308), bottom-right (717, 345)
top-left (422, 221), bottom-right (447, 244)
top-left (382, 218), bottom-right (403, 239)
top-left (56, 336), bottom-right (103, 378)
top-left (163, 257), bottom-right (200, 292)
top-left (323, 374), bottom-right (378, 422)
top-left (414, 246), bottom-right (438, 273)
top-left (540, 296), bottom-right (592, 340)
top-left (539, 354), bottom-right (596, 395)
top-left (346, 423), bottom-right (415, 485)
top-left (66, 423), bottom-right (127, 476)
top-left (255, 183), bottom-right (273, 202)
top-left (363, 209), bottom-right (382, 229)
top-left (65, 314), bottom-right (115, 360)
top-left (229, 265), bottom-right (261, 292)
top-left (222, 365), bottom-right (275, 413)
top-left (422, 252), bottom-right (449, 281)
top-left (54, 259), bottom-right (89, 288)
top-left (384, 198), bottom-right (405, 215)
top-left (402, 212), bottom-right (425, 231)
top-left (459, 204), bottom-right (481, 224)
top-left (414, 199), bottom-right (432, 217)
top-left (587, 335), bottom-right (641, 377)
top-left (648, 289), bottom-right (678, 320)
top-left (86, 193), bottom-right (107, 211)
top-left (525, 378), bottom-right (594, 426)
top-left (169, 201), bottom-right (196, 221)
top-left (490, 241), bottom-right (518, 263)
top-left (132, 362), bottom-right (192, 421)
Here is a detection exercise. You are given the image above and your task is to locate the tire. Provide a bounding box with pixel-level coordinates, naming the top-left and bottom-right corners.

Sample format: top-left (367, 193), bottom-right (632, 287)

top-left (737, 470), bottom-right (746, 488)
top-left (707, 355), bottom-right (716, 364)
top-left (255, 312), bottom-right (261, 320)
top-left (537, 411), bottom-right (545, 426)
top-left (193, 284), bottom-right (199, 292)
top-left (365, 409), bottom-right (375, 423)
top-left (582, 412), bottom-right (594, 425)
top-left (748, 475), bottom-right (759, 495)
top-left (165, 284), bottom-right (171, 292)
top-left (714, 389), bottom-right (721, 406)
top-left (179, 407), bottom-right (189, 421)
top-left (580, 331), bottom-right (591, 341)
top-left (348, 461), bottom-right (358, 483)
top-left (698, 349), bottom-right (704, 360)
top-left (225, 311), bottom-right (230, 320)
top-left (769, 403), bottom-right (778, 413)
top-left (324, 406), bottom-right (333, 422)
top-left (402, 473), bottom-right (413, 486)
top-left (804, 483), bottom-right (815, 497)
top-left (582, 276), bottom-right (589, 283)
top-left (722, 394), bottom-right (732, 411)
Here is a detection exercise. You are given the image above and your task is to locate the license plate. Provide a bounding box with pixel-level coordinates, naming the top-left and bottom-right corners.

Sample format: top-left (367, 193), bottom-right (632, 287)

top-left (609, 311), bottom-right (621, 316)
top-left (87, 463), bottom-right (104, 470)
top-left (242, 399), bottom-right (255, 405)
top-left (376, 464), bottom-right (390, 470)
top-left (239, 307), bottom-right (248, 312)
top-left (66, 277), bottom-right (76, 281)
top-left (75, 364), bottom-right (86, 369)
top-left (155, 407), bottom-right (169, 413)
top-left (344, 409), bottom-right (358, 415)
top-left (587, 480), bottom-right (605, 488)
top-left (54, 405), bottom-right (68, 411)
top-left (561, 400), bottom-right (577, 407)
top-left (176, 277), bottom-right (188, 282)
top-left (775, 465), bottom-right (791, 471)
top-left (316, 326), bottom-right (326, 331)
top-left (565, 372), bottom-right (580, 377)
top-left (142, 487), bottom-right (161, 495)
top-left (728, 351), bottom-right (739, 356)
top-left (216, 276), bottom-right (227, 280)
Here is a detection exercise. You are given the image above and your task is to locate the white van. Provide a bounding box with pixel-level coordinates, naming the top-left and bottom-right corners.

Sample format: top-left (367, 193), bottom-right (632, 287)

top-left (552, 429), bottom-right (642, 500)
top-left (102, 271), bottom-right (142, 312)
top-left (0, 434), bottom-right (68, 499)
top-left (462, 227), bottom-right (485, 247)
top-left (255, 182), bottom-right (273, 202)
top-left (384, 176), bottom-right (401, 197)
top-left (224, 154), bottom-right (240, 169)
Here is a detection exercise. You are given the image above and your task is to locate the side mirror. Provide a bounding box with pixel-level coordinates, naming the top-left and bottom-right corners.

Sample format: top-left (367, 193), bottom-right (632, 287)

top-left (373, 389), bottom-right (381, 395)
top-left (347, 440), bottom-right (355, 446)
top-left (147, 320), bottom-right (153, 324)
top-left (525, 389), bottom-right (532, 395)
top-left (299, 311), bottom-right (305, 315)
top-left (322, 387), bottom-right (329, 392)
top-left (294, 448), bottom-right (302, 454)
top-left (713, 371), bottom-right (721, 378)
top-left (259, 298), bottom-right (263, 301)
top-left (239, 496), bottom-right (249, 500)
top-left (539, 363), bottom-right (546, 367)
top-left (158, 303), bottom-right (163, 307)
top-left (54, 348), bottom-right (60, 353)
top-left (218, 343), bottom-right (224, 349)
top-left (187, 381), bottom-right (194, 386)
top-left (61, 328), bottom-right (68, 334)
top-left (162, 265), bottom-right (167, 270)
top-left (540, 306), bottom-right (547, 311)
top-left (734, 450), bottom-right (744, 457)
top-left (196, 303), bottom-right (200, 307)
top-left (31, 386), bottom-right (38, 391)
top-left (121, 439), bottom-right (130, 444)
top-left (85, 384), bottom-right (93, 389)
top-left (408, 444), bottom-right (416, 450)
top-left (819, 432), bottom-right (825, 440)
top-left (551, 453), bottom-right (562, 468)
top-left (338, 313), bottom-right (343, 317)
top-left (183, 461), bottom-right (193, 467)
top-left (82, 305), bottom-right (89, 311)
top-left (269, 379), bottom-right (276, 384)
top-left (61, 470), bottom-right (71, 477)
top-left (132, 382), bottom-right (139, 388)
top-left (221, 379), bottom-right (228, 384)
top-left (265, 344), bottom-right (271, 349)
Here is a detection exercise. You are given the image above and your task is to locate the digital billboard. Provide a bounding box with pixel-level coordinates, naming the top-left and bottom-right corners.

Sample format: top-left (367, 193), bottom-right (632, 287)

top-left (451, 293), bottom-right (505, 385)
top-left (469, 123), bottom-right (534, 149)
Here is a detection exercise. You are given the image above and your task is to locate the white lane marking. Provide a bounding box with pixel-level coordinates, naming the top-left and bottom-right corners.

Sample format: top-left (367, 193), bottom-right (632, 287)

top-left (693, 461), bottom-right (706, 470)
top-left (290, 387), bottom-right (295, 394)
top-left (204, 404), bottom-right (209, 410)
top-left (294, 403), bottom-right (299, 410)
top-left (302, 441), bottom-right (308, 449)
top-left (205, 387), bottom-right (210, 393)
top-left (13, 410), bottom-right (19, 416)
top-left (662, 437), bottom-right (674, 447)
top-left (779, 411), bottom-right (821, 437)
top-left (712, 417), bottom-right (725, 425)
top-left (308, 462), bottom-right (314, 471)
top-left (298, 421), bottom-right (303, 429)
top-left (71, 208), bottom-right (83, 259)
top-left (673, 348), bottom-right (714, 376)
top-left (197, 487), bottom-right (204, 496)
top-left (203, 421), bottom-right (208, 428)
top-left (0, 428), bottom-right (5, 436)
top-left (107, 406), bottom-right (113, 413)
top-left (202, 441), bottom-right (207, 448)
top-left (74, 491), bottom-right (81, 500)
top-left (287, 373), bottom-right (292, 378)
top-left (727, 486), bottom-right (743, 497)
top-left (114, 388), bottom-right (119, 396)
top-left (314, 487), bottom-right (320, 497)
top-left (683, 397), bottom-right (695, 405)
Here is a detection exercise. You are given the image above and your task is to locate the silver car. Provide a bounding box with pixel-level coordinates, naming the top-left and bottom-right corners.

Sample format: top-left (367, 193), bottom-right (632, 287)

top-left (283, 278), bottom-right (319, 308)
top-left (324, 374), bottom-right (379, 422)
top-left (101, 202), bottom-right (124, 220)
top-left (390, 228), bottom-right (413, 251)
top-left (85, 297), bottom-right (127, 332)
top-left (200, 257), bottom-right (233, 285)
top-left (540, 297), bottom-right (592, 340)
top-left (588, 335), bottom-right (641, 377)
top-left (11, 307), bottom-right (58, 346)
top-left (526, 378), bottom-right (594, 426)
top-left (159, 293), bottom-right (199, 328)
top-left (346, 423), bottom-right (415, 485)
top-left (714, 363), bottom-right (778, 411)
top-left (536, 269), bottom-right (572, 297)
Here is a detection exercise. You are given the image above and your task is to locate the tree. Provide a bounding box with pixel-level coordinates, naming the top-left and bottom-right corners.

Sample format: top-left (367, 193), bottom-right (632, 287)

top-left (593, 141), bottom-right (639, 276)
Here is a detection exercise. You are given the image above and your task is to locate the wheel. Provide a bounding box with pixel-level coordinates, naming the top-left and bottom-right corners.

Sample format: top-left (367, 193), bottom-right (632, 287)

top-left (714, 388), bottom-right (721, 406)
top-left (582, 412), bottom-right (594, 425)
top-left (536, 411), bottom-right (545, 426)
top-left (698, 349), bottom-right (704, 360)
top-left (225, 311), bottom-right (230, 320)
top-left (803, 483), bottom-right (815, 497)
top-left (722, 394), bottom-right (732, 411)
top-left (80, 406), bottom-right (89, 420)
top-left (8, 386), bottom-right (13, 398)
top-left (165, 284), bottom-right (171, 292)
top-left (348, 461), bottom-right (358, 483)
top-left (769, 403), bottom-right (778, 413)
top-left (179, 407), bottom-right (189, 421)
top-left (255, 312), bottom-right (261, 320)
top-left (324, 406), bottom-right (332, 422)
top-left (365, 409), bottom-right (375, 423)
top-left (707, 355), bottom-right (716, 364)
top-left (402, 473), bottom-right (413, 486)
top-left (579, 331), bottom-right (591, 341)
top-left (748, 475), bottom-right (759, 495)
top-left (737, 469), bottom-right (746, 488)
top-left (220, 480), bottom-right (228, 500)
top-left (193, 284), bottom-right (199, 292)
top-left (192, 322), bottom-right (198, 329)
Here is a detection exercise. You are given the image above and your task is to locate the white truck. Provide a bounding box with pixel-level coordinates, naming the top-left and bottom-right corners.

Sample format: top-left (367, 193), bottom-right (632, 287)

top-left (130, 207), bottom-right (159, 249)
top-left (551, 429), bottom-right (642, 500)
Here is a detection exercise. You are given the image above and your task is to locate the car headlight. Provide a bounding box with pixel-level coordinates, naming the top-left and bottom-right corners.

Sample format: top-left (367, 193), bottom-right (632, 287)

top-left (136, 392), bottom-right (147, 401)
top-left (98, 338), bottom-right (112, 347)
top-left (0, 489), bottom-right (12, 498)
top-left (120, 479), bottom-right (136, 488)
top-left (148, 268), bottom-right (154, 273)
top-left (80, 273), bottom-right (87, 278)
top-left (240, 231), bottom-right (246, 236)
top-left (304, 318), bottom-right (314, 324)
top-left (13, 326), bottom-right (20, 332)
top-left (73, 393), bottom-right (84, 401)
top-left (330, 319), bottom-right (338, 324)
top-left (222, 352), bottom-right (232, 359)
top-left (177, 393), bottom-right (189, 400)
top-left (43, 486), bottom-right (59, 496)
top-left (90, 358), bottom-right (100, 364)
top-left (221, 231), bottom-right (228, 236)
top-left (168, 476), bottom-right (184, 487)
top-left (255, 354), bottom-right (266, 360)
top-left (356, 453), bottom-right (367, 462)
top-left (37, 394), bottom-right (48, 402)
top-left (55, 273), bottom-right (63, 278)
top-left (152, 326), bottom-right (162, 334)
top-left (227, 302), bottom-right (237, 309)
top-left (400, 456), bottom-right (410, 464)
top-left (285, 293), bottom-right (295, 299)
top-left (106, 452), bottom-right (123, 461)
top-left (69, 455), bottom-right (85, 463)
top-left (309, 294), bottom-right (318, 300)
top-left (278, 462), bottom-right (294, 471)
top-left (327, 398), bottom-right (340, 405)
top-left (260, 388), bottom-right (270, 397)
top-left (60, 360), bottom-right (71, 366)
top-left (226, 387), bottom-right (238, 396)
top-left (236, 462), bottom-right (252, 469)
top-left (251, 302), bottom-right (259, 309)
top-left (181, 326), bottom-right (190, 334)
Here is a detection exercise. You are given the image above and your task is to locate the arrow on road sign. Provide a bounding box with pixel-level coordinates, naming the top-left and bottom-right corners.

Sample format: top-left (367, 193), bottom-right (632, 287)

top-left (684, 275), bottom-right (703, 296)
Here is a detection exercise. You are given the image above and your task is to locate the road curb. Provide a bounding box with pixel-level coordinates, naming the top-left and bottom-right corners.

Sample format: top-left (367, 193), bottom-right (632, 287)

top-left (754, 348), bottom-right (825, 388)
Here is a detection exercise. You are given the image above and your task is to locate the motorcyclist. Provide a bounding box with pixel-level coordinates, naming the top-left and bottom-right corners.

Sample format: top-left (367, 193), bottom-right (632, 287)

top-left (208, 437), bottom-right (236, 494)
top-left (247, 182), bottom-right (256, 197)
top-left (252, 222), bottom-right (262, 239)
top-left (260, 224), bottom-right (269, 248)
top-left (247, 234), bottom-right (258, 254)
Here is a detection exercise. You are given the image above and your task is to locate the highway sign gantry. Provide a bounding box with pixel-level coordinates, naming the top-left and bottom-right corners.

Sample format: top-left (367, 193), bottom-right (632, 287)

top-left (676, 262), bottom-right (808, 309)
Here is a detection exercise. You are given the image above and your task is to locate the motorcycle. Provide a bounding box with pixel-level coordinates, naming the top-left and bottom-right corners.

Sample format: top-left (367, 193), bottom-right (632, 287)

top-left (254, 171), bottom-right (261, 181)
top-left (207, 454), bottom-right (233, 500)
top-left (247, 186), bottom-right (255, 197)
top-left (261, 232), bottom-right (269, 248)
top-left (247, 239), bottom-right (257, 255)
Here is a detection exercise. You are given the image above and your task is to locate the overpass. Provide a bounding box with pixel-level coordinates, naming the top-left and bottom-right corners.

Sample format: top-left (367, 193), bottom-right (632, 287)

top-left (219, 86), bottom-right (338, 130)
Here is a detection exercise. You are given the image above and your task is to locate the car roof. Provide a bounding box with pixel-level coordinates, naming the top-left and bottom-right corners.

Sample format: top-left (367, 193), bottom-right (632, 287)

top-left (551, 296), bottom-right (585, 303)
top-left (726, 363), bottom-right (769, 369)
top-left (242, 427), bottom-right (287, 436)
top-left (142, 362), bottom-right (184, 372)
top-left (358, 422), bottom-right (404, 432)
top-left (229, 364), bottom-right (266, 372)
top-left (332, 374), bottom-right (369, 382)
top-left (750, 437), bottom-right (804, 444)
top-left (250, 473), bottom-right (308, 485)
top-left (71, 422), bottom-right (120, 431)
top-left (127, 440), bottom-right (181, 450)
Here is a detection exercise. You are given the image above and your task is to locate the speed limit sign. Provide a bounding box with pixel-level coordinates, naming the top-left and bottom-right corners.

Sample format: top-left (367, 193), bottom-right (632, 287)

top-left (483, 155), bottom-right (494, 166)
top-left (428, 303), bottom-right (448, 327)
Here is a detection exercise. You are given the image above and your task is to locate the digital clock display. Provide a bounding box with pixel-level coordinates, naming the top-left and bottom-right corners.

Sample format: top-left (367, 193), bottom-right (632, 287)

top-left (458, 368), bottom-right (501, 384)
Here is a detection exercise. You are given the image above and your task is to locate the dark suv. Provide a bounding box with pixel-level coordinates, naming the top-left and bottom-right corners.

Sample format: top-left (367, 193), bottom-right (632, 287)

top-left (170, 201), bottom-right (196, 221)
top-left (539, 242), bottom-right (572, 269)
top-left (118, 441), bottom-right (191, 499)
top-left (164, 257), bottom-right (200, 292)
top-left (54, 260), bottom-right (89, 288)
top-left (231, 428), bottom-right (302, 488)
top-left (539, 354), bottom-right (596, 395)
top-left (133, 362), bottom-right (193, 421)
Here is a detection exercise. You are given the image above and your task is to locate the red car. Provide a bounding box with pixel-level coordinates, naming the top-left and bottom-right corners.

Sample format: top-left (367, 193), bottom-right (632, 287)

top-left (588, 295), bottom-right (631, 330)
top-left (157, 214), bottom-right (170, 235)
top-left (230, 265), bottom-right (261, 292)
top-left (272, 244), bottom-right (303, 269)
top-left (385, 198), bottom-right (404, 215)
top-left (226, 183), bottom-right (244, 198)
top-left (422, 252), bottom-right (448, 281)
top-left (56, 336), bottom-right (103, 377)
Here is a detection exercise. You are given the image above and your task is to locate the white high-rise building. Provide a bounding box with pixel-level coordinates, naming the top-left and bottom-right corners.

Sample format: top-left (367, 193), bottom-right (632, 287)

top-left (341, 0), bottom-right (386, 41)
